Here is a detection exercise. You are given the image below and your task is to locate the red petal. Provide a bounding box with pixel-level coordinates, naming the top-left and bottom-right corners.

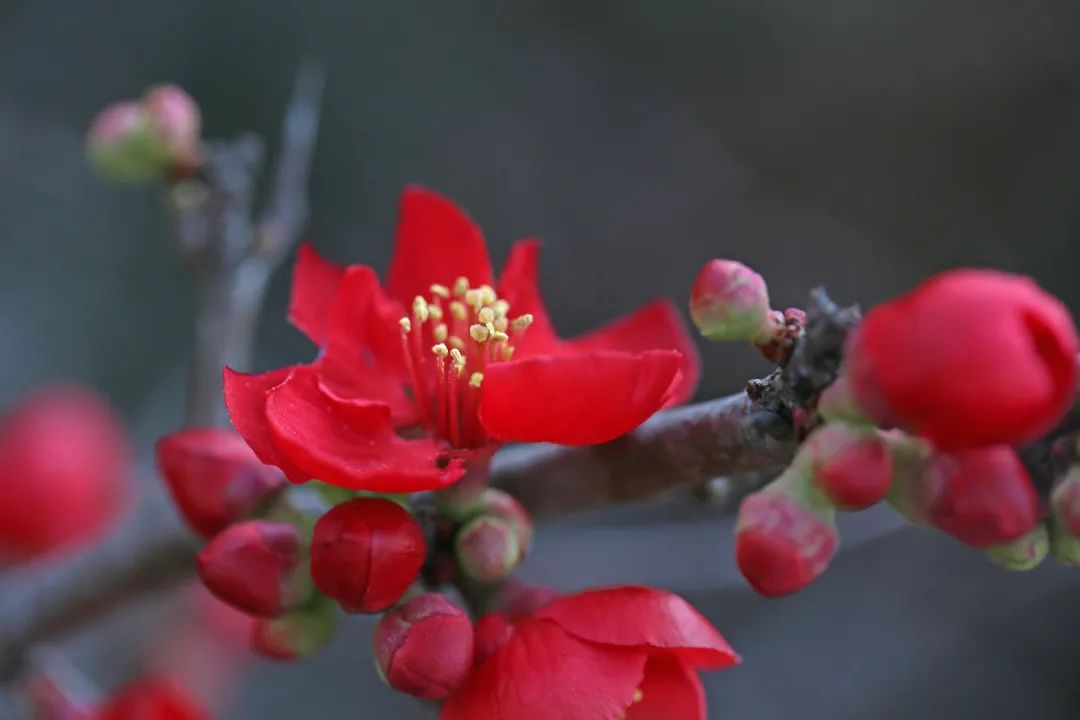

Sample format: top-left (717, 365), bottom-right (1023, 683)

top-left (319, 265), bottom-right (415, 424)
top-left (223, 366), bottom-right (308, 483)
top-left (288, 243), bottom-right (345, 344)
top-left (537, 586), bottom-right (739, 670)
top-left (497, 239), bottom-right (559, 356)
top-left (563, 299), bottom-right (701, 407)
top-left (479, 351), bottom-right (682, 445)
top-left (265, 367), bottom-right (463, 492)
top-left (440, 619), bottom-right (647, 720)
top-left (386, 186), bottom-right (493, 305)
top-left (626, 655), bottom-right (706, 720)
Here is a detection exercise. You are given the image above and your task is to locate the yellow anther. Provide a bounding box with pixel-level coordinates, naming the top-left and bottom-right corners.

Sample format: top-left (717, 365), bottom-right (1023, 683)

top-left (494, 316), bottom-right (509, 333)
top-left (469, 372), bottom-right (484, 388)
top-left (430, 283), bottom-right (451, 298)
top-left (412, 296), bottom-right (430, 323)
top-left (453, 276), bottom-right (470, 297)
top-left (433, 323), bottom-right (448, 343)
top-left (501, 345), bottom-right (515, 361)
top-left (450, 301), bottom-right (468, 321)
top-left (399, 317), bottom-right (412, 333)
top-left (464, 289), bottom-right (484, 311)
top-left (470, 323), bottom-right (491, 343)
top-left (479, 284), bottom-right (497, 306)
top-left (432, 343), bottom-right (449, 358)
top-left (511, 313), bottom-right (534, 330)
top-left (492, 299), bottom-right (510, 318)
top-left (450, 348), bottom-right (465, 364)
top-left (477, 307), bottom-right (496, 325)
top-left (632, 689), bottom-right (644, 704)
top-left (485, 321), bottom-right (497, 337)
top-left (492, 331), bottom-right (510, 343)
top-left (428, 304), bottom-right (444, 322)
top-left (448, 336), bottom-right (466, 351)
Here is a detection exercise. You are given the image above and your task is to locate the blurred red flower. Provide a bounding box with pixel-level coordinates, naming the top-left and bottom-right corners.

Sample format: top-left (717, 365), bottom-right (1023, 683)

top-left (441, 586), bottom-right (739, 720)
top-left (225, 186), bottom-right (699, 493)
top-left (94, 677), bottom-right (205, 720)
top-left (0, 384), bottom-right (131, 563)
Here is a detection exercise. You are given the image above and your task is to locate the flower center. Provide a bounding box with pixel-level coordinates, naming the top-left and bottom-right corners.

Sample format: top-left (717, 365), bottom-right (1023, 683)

top-left (398, 277), bottom-right (533, 448)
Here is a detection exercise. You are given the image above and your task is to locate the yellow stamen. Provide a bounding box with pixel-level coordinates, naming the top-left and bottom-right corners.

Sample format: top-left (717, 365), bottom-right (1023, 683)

top-left (469, 372), bottom-right (484, 388)
top-left (430, 283), bottom-right (451, 298)
top-left (428, 304), bottom-right (444, 322)
top-left (501, 345), bottom-right (515, 361)
top-left (450, 301), bottom-right (468, 321)
top-left (477, 307), bottom-right (495, 325)
top-left (494, 316), bottom-right (508, 333)
top-left (399, 317), bottom-right (412, 333)
top-left (451, 349), bottom-right (467, 376)
top-left (632, 689), bottom-right (644, 704)
top-left (492, 299), bottom-right (510, 318)
top-left (448, 336), bottom-right (466, 351)
top-left (511, 313), bottom-right (534, 330)
top-left (412, 296), bottom-right (430, 323)
top-left (470, 324), bottom-right (490, 343)
top-left (479, 284), bottom-right (497, 306)
top-left (465, 289), bottom-right (484, 311)
top-left (485, 321), bottom-right (497, 337)
top-left (453, 276), bottom-right (470, 297)
top-left (433, 323), bottom-right (448, 343)
top-left (432, 343), bottom-right (449, 358)
top-left (492, 331), bottom-right (510, 343)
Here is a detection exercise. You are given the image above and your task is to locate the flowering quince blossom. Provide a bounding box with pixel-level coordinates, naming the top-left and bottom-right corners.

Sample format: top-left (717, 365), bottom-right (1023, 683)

top-left (93, 677), bottom-right (206, 720)
top-left (224, 186), bottom-right (699, 493)
top-left (441, 586), bottom-right (739, 720)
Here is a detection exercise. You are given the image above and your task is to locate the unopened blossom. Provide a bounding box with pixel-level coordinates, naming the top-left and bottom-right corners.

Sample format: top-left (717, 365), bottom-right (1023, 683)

top-left (196, 520), bottom-right (307, 616)
top-left (805, 423), bottom-right (892, 510)
top-left (250, 598), bottom-right (338, 662)
top-left (225, 187), bottom-right (699, 493)
top-left (689, 259), bottom-right (777, 344)
top-left (374, 594), bottom-right (474, 700)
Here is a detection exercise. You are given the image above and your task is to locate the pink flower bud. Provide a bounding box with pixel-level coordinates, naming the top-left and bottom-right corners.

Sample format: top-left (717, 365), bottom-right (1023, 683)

top-left (250, 599), bottom-right (338, 662)
top-left (0, 384), bottom-right (131, 564)
top-left (197, 521), bottom-right (306, 616)
top-left (846, 269), bottom-right (1078, 450)
top-left (985, 523), bottom-right (1049, 571)
top-left (475, 489), bottom-right (534, 558)
top-left (735, 488), bottom-right (838, 597)
top-left (310, 498), bottom-right (426, 613)
top-left (689, 259), bottom-right (777, 343)
top-left (141, 85), bottom-right (201, 171)
top-left (86, 102), bottom-right (163, 183)
top-left (806, 423), bottom-right (892, 510)
top-left (373, 594), bottom-right (474, 700)
top-left (923, 446), bottom-right (1040, 549)
top-left (156, 428), bottom-right (285, 538)
top-left (94, 678), bottom-right (205, 720)
top-left (455, 516), bottom-right (523, 583)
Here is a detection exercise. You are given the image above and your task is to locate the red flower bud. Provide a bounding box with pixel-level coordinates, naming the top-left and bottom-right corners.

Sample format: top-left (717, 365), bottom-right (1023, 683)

top-left (156, 428), bottom-right (285, 538)
top-left (310, 498), bottom-right (425, 613)
top-left (689, 259), bottom-right (777, 343)
top-left (94, 678), bottom-right (205, 720)
top-left (373, 594), bottom-right (474, 700)
top-left (197, 521), bottom-right (306, 616)
top-left (0, 384), bottom-right (131, 563)
top-left (847, 269), bottom-right (1078, 450)
top-left (923, 446), bottom-right (1040, 548)
top-left (735, 488), bottom-right (838, 597)
top-left (141, 85), bottom-right (201, 171)
top-left (250, 599), bottom-right (338, 662)
top-left (455, 516), bottom-right (523, 583)
top-left (806, 423), bottom-right (892, 510)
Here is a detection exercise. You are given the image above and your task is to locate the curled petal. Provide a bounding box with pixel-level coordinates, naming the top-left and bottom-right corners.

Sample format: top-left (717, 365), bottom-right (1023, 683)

top-left (288, 243), bottom-right (345, 344)
top-left (440, 619), bottom-right (647, 720)
top-left (627, 655), bottom-right (706, 720)
top-left (479, 351), bottom-right (682, 445)
top-left (537, 586), bottom-right (739, 670)
top-left (497, 239), bottom-right (559, 356)
top-left (386, 186), bottom-right (493, 305)
top-left (265, 367), bottom-right (463, 492)
top-left (564, 299), bottom-right (701, 407)
top-left (223, 366), bottom-right (308, 483)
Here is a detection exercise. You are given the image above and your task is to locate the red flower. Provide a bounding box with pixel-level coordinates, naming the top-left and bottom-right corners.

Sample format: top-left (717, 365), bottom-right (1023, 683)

top-left (94, 678), bottom-right (205, 720)
top-left (806, 423), bottom-right (892, 511)
top-left (225, 187), bottom-right (699, 492)
top-left (310, 497), bottom-right (426, 613)
top-left (441, 586), bottom-right (738, 720)
top-left (0, 384), bottom-right (131, 563)
top-left (196, 520), bottom-right (306, 616)
top-left (156, 428), bottom-right (285, 538)
top-left (374, 594), bottom-right (474, 700)
top-left (847, 269), bottom-right (1078, 450)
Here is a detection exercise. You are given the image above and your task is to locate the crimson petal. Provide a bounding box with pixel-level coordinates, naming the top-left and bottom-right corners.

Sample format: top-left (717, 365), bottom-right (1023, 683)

top-left (223, 366), bottom-right (308, 483)
top-left (440, 618), bottom-right (647, 720)
top-left (537, 586), bottom-right (739, 670)
top-left (288, 243), bottom-right (346, 345)
top-left (265, 367), bottom-right (463, 492)
top-left (563, 299), bottom-right (701, 406)
top-left (479, 351), bottom-right (682, 445)
top-left (386, 186), bottom-right (493, 305)
top-left (627, 655), bottom-right (706, 720)
top-left (497, 239), bottom-right (559, 357)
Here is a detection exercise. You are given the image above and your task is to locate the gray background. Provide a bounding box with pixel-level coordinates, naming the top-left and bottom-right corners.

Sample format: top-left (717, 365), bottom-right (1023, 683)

top-left (2, 0), bottom-right (1079, 717)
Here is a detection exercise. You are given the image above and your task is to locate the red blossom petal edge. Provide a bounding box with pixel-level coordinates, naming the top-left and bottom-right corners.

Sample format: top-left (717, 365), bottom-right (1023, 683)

top-left (537, 585), bottom-right (739, 670)
top-left (627, 655), bottom-right (706, 720)
top-left (265, 367), bottom-right (463, 492)
top-left (386, 186), bottom-right (494, 306)
top-left (223, 366), bottom-right (308, 484)
top-left (496, 239), bottom-right (560, 357)
top-left (440, 618), bottom-right (647, 720)
top-left (479, 350), bottom-right (683, 445)
top-left (288, 243), bottom-right (346, 345)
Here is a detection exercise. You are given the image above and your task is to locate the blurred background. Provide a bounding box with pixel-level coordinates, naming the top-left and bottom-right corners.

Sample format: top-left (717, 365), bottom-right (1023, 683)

top-left (2, 0), bottom-right (1080, 717)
